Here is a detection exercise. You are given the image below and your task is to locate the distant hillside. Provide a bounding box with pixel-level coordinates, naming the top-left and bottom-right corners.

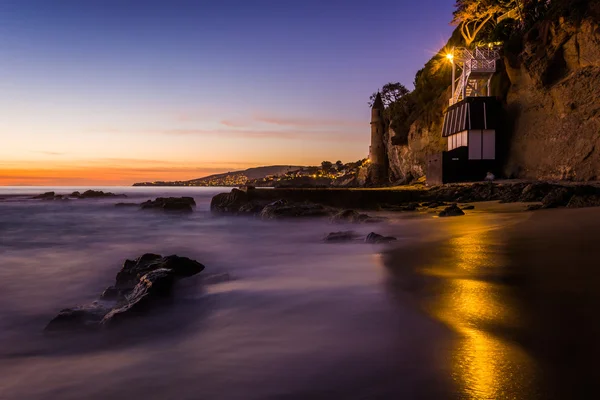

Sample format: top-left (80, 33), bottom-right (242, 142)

top-left (132, 165), bottom-right (304, 187)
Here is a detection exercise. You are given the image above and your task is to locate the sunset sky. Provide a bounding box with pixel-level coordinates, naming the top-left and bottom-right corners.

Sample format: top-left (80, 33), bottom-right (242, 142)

top-left (0, 0), bottom-right (454, 185)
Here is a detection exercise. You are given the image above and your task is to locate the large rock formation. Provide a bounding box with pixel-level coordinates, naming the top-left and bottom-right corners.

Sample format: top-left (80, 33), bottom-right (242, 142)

top-left (383, 17), bottom-right (600, 182)
top-left (45, 254), bottom-right (205, 332)
top-left (503, 18), bottom-right (600, 180)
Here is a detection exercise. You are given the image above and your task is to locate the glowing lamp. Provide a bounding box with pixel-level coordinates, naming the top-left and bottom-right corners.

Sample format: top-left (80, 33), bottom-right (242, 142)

top-left (446, 53), bottom-right (454, 61)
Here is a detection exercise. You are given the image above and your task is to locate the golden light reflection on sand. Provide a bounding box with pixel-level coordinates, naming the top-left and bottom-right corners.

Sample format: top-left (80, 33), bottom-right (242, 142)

top-left (421, 216), bottom-right (535, 399)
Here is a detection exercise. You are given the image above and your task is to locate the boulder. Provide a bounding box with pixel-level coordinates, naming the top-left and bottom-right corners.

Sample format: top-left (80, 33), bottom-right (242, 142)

top-left (72, 190), bottom-right (126, 199)
top-left (140, 197), bottom-right (196, 212)
top-left (210, 189), bottom-right (251, 214)
top-left (567, 194), bottom-right (600, 208)
top-left (323, 231), bottom-right (358, 243)
top-left (365, 232), bottom-right (397, 244)
top-left (259, 200), bottom-right (332, 220)
top-left (45, 254), bottom-right (205, 332)
top-left (32, 191), bottom-right (61, 200)
top-left (45, 303), bottom-right (110, 332)
top-left (518, 183), bottom-right (554, 202)
top-left (438, 204), bottom-right (465, 217)
top-left (330, 209), bottom-right (371, 223)
top-left (541, 187), bottom-right (574, 208)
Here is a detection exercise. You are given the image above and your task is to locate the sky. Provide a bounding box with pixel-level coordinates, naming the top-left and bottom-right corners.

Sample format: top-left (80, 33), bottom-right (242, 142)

top-left (0, 0), bottom-right (455, 185)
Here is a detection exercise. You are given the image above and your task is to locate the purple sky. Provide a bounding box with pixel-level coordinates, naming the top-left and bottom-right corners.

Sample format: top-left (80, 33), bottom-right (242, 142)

top-left (0, 0), bottom-right (455, 185)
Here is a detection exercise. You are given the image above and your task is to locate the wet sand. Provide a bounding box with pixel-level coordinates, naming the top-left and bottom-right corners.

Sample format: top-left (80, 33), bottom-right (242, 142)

top-left (383, 204), bottom-right (600, 398)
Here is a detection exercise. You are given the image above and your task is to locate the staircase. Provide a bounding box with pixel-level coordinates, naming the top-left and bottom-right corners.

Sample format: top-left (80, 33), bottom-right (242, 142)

top-left (449, 47), bottom-right (501, 106)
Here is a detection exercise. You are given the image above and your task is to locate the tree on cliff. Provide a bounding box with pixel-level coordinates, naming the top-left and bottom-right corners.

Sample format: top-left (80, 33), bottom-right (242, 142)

top-left (452, 0), bottom-right (516, 46)
top-left (368, 82), bottom-right (410, 108)
top-left (321, 161), bottom-right (333, 172)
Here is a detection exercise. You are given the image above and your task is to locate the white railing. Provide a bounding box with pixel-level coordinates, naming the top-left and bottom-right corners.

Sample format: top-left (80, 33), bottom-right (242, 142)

top-left (449, 46), bottom-right (501, 105)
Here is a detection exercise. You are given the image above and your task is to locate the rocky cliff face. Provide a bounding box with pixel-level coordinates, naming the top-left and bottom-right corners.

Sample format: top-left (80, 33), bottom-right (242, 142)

top-left (504, 18), bottom-right (600, 180)
top-left (386, 17), bottom-right (600, 182)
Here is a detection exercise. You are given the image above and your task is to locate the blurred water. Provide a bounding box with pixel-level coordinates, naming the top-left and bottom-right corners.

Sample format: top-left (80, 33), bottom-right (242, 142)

top-left (0, 187), bottom-right (452, 399)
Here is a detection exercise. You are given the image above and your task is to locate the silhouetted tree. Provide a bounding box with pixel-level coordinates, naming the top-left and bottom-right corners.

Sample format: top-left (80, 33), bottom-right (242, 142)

top-left (321, 161), bottom-right (333, 172)
top-left (368, 82), bottom-right (410, 108)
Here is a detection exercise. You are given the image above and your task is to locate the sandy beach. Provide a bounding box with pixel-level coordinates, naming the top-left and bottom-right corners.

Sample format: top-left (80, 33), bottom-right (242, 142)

top-left (383, 203), bottom-right (600, 398)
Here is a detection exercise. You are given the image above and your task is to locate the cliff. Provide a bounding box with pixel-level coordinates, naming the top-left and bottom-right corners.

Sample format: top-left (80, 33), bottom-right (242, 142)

top-left (386, 14), bottom-right (600, 182)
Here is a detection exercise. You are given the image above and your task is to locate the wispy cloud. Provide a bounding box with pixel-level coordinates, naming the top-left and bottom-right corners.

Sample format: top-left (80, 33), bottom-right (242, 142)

top-left (32, 151), bottom-right (65, 156)
top-left (253, 114), bottom-right (364, 129)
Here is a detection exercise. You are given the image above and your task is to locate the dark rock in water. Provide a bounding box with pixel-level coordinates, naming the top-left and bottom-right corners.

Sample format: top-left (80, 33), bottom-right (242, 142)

top-left (140, 197), bottom-right (196, 212)
top-left (210, 189), bottom-right (251, 214)
top-left (115, 202), bottom-right (140, 207)
top-left (567, 194), bottom-right (600, 208)
top-left (526, 204), bottom-right (544, 211)
top-left (45, 303), bottom-right (110, 332)
top-left (260, 199), bottom-right (332, 220)
top-left (72, 190), bottom-right (126, 199)
top-left (541, 187), bottom-right (574, 208)
top-left (324, 231), bottom-right (358, 243)
top-left (461, 205), bottom-right (475, 210)
top-left (518, 183), bottom-right (553, 202)
top-left (365, 232), bottom-right (397, 244)
top-left (330, 209), bottom-right (371, 223)
top-left (45, 254), bottom-right (205, 332)
top-left (238, 202), bottom-right (265, 215)
top-left (438, 204), bottom-right (465, 217)
top-left (101, 268), bottom-right (176, 326)
top-left (32, 191), bottom-right (61, 200)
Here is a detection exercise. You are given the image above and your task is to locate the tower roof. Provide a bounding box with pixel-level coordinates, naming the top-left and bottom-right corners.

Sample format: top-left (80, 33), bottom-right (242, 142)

top-left (372, 92), bottom-right (384, 110)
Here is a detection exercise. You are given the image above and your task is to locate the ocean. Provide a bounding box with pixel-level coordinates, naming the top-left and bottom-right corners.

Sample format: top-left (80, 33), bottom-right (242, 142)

top-left (1, 186), bottom-right (600, 399)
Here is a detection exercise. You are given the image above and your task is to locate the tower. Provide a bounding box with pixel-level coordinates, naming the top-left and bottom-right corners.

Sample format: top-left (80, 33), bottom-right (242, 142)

top-left (369, 92), bottom-right (387, 184)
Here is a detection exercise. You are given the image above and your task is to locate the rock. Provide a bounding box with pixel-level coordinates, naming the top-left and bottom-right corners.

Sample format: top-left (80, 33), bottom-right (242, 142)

top-left (72, 190), bottom-right (126, 199)
top-left (365, 232), bottom-right (397, 244)
top-left (567, 194), bottom-right (600, 208)
top-left (330, 209), bottom-right (371, 223)
top-left (324, 231), bottom-right (358, 243)
top-left (461, 205), bottom-right (475, 210)
top-left (140, 197), bottom-right (196, 212)
top-left (45, 303), bottom-right (110, 332)
top-left (32, 191), bottom-right (60, 200)
top-left (541, 187), bottom-right (574, 208)
top-left (238, 202), bottom-right (265, 215)
top-left (519, 183), bottom-right (554, 202)
top-left (45, 254), bottom-right (205, 332)
top-left (210, 189), bottom-right (251, 214)
top-left (438, 204), bottom-right (465, 217)
top-left (101, 268), bottom-right (175, 326)
top-left (260, 200), bottom-right (332, 220)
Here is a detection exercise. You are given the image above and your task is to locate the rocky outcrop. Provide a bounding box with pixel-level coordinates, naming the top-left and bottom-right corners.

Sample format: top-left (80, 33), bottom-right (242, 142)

top-left (330, 209), bottom-right (382, 224)
top-left (382, 18), bottom-right (600, 182)
top-left (45, 254), bottom-right (205, 332)
top-left (503, 18), bottom-right (600, 181)
top-left (72, 190), bottom-right (126, 199)
top-left (140, 197), bottom-right (196, 212)
top-left (438, 204), bottom-right (465, 217)
top-left (365, 232), bottom-right (397, 244)
top-left (210, 189), bottom-right (257, 214)
top-left (323, 231), bottom-right (359, 242)
top-left (32, 190), bottom-right (125, 200)
top-left (259, 200), bottom-right (332, 220)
